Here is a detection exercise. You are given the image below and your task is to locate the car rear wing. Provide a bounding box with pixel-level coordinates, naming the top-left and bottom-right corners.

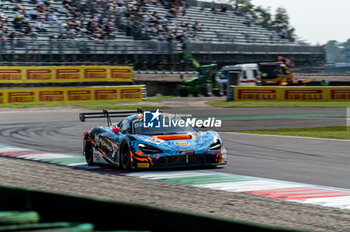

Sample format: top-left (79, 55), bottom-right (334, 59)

top-left (80, 108), bottom-right (144, 126)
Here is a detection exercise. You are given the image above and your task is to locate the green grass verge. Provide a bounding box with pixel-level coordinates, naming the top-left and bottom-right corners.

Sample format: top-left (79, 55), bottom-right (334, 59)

top-left (0, 99), bottom-right (165, 111)
top-left (240, 126), bottom-right (350, 139)
top-left (206, 100), bottom-right (350, 108)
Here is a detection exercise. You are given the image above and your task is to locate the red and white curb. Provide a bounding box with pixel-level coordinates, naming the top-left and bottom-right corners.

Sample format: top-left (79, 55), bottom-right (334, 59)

top-left (1, 144), bottom-right (350, 210)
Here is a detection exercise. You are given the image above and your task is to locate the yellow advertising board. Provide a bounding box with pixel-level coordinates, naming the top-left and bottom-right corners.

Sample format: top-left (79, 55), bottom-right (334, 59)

top-left (0, 66), bottom-right (133, 84)
top-left (54, 66), bottom-right (82, 82)
top-left (24, 67), bottom-right (55, 83)
top-left (109, 66), bottom-right (133, 82)
top-left (0, 67), bottom-right (25, 83)
top-left (0, 86), bottom-right (143, 105)
top-left (234, 86), bottom-right (350, 101)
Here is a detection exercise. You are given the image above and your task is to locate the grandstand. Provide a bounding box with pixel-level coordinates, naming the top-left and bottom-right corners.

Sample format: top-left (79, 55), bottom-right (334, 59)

top-left (0, 0), bottom-right (324, 69)
top-left (144, 3), bottom-right (291, 44)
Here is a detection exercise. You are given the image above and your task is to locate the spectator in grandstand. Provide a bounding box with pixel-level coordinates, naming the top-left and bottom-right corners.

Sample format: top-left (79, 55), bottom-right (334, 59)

top-left (57, 6), bottom-right (68, 17)
top-left (29, 8), bottom-right (39, 20)
top-left (191, 35), bottom-right (200, 42)
top-left (181, 6), bottom-right (186, 16)
top-left (13, 16), bottom-right (23, 30)
top-left (0, 9), bottom-right (6, 20)
top-left (35, 20), bottom-right (47, 33)
top-left (192, 21), bottom-right (201, 32)
top-left (244, 17), bottom-right (251, 27)
top-left (8, 30), bottom-right (16, 40)
top-left (211, 6), bottom-right (217, 14)
top-left (221, 4), bottom-right (227, 13)
top-left (48, 12), bottom-right (58, 22)
top-left (279, 28), bottom-right (287, 39)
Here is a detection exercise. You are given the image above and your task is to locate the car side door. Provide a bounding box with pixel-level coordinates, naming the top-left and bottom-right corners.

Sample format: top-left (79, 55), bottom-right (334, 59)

top-left (113, 119), bottom-right (131, 166)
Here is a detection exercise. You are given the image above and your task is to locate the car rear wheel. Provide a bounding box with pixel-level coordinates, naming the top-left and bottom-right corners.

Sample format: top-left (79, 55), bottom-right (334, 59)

top-left (84, 138), bottom-right (94, 166)
top-left (119, 142), bottom-right (131, 170)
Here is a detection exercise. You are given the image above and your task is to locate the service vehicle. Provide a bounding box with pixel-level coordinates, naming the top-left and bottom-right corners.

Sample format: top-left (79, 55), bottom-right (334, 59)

top-left (179, 53), bottom-right (223, 97)
top-left (258, 62), bottom-right (310, 86)
top-left (218, 63), bottom-right (259, 93)
top-left (80, 109), bottom-right (226, 169)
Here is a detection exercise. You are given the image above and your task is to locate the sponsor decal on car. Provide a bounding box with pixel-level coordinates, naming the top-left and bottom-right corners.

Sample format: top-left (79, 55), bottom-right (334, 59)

top-left (175, 140), bottom-right (189, 146)
top-left (137, 163), bottom-right (149, 168)
top-left (146, 137), bottom-right (163, 145)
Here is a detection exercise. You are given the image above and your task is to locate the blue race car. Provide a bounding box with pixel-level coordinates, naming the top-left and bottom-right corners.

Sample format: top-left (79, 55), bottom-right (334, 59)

top-left (80, 109), bottom-right (226, 169)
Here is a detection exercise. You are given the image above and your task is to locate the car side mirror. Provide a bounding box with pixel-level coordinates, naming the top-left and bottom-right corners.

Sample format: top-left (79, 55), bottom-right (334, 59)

top-left (112, 127), bottom-right (120, 133)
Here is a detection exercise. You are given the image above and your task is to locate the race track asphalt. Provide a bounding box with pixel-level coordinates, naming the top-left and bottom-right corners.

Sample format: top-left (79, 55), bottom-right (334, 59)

top-left (0, 106), bottom-right (349, 189)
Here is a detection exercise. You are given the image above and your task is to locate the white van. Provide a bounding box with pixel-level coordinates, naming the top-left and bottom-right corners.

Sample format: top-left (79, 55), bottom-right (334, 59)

top-left (218, 63), bottom-right (259, 90)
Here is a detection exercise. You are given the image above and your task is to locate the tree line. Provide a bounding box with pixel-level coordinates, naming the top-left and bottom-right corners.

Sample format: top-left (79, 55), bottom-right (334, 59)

top-left (324, 40), bottom-right (350, 63)
top-left (230, 0), bottom-right (295, 41)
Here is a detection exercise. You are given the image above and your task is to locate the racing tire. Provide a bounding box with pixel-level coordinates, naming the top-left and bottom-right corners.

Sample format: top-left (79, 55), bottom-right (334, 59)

top-left (119, 141), bottom-right (131, 170)
top-left (84, 138), bottom-right (94, 166)
top-left (179, 88), bottom-right (188, 97)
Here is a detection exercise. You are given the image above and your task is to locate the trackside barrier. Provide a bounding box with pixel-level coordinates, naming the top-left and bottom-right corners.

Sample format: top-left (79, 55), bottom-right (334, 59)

top-left (0, 185), bottom-right (302, 232)
top-left (0, 66), bottom-right (133, 84)
top-left (142, 85), bottom-right (147, 100)
top-left (226, 71), bottom-right (241, 101)
top-left (0, 85), bottom-right (144, 104)
top-left (232, 86), bottom-right (350, 101)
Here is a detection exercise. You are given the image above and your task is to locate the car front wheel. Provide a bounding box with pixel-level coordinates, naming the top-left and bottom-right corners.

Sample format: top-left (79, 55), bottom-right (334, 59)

top-left (119, 142), bottom-right (131, 170)
top-left (84, 138), bottom-right (94, 166)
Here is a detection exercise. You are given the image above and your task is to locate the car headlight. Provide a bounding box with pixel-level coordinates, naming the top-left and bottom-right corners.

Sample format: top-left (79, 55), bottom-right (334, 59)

top-left (138, 143), bottom-right (163, 154)
top-left (209, 138), bottom-right (221, 150)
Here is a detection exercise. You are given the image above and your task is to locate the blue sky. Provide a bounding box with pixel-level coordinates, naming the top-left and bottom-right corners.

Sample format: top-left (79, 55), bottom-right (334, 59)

top-left (251, 0), bottom-right (349, 45)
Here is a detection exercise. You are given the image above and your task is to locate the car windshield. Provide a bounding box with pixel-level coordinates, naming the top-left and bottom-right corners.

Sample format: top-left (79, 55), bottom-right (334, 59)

top-left (132, 116), bottom-right (196, 135)
top-left (221, 70), bottom-right (228, 79)
top-left (221, 68), bottom-right (240, 79)
top-left (260, 67), bottom-right (281, 79)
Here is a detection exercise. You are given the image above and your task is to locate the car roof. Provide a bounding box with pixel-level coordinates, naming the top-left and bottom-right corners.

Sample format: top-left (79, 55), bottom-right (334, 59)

top-left (125, 114), bottom-right (138, 121)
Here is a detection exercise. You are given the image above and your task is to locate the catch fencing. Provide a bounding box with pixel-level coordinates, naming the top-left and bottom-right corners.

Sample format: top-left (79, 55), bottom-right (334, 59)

top-left (0, 39), bottom-right (324, 69)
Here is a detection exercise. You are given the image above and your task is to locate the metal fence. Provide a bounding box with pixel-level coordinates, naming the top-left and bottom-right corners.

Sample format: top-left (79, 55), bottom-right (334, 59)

top-left (0, 38), bottom-right (324, 70)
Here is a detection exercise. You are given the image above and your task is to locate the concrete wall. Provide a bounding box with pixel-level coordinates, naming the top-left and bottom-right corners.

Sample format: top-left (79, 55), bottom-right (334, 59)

top-left (134, 73), bottom-right (196, 96)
